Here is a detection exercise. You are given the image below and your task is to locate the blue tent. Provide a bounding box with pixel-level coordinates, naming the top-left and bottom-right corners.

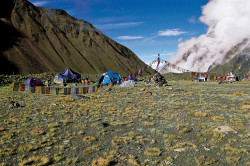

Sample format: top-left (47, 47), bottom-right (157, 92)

top-left (58, 67), bottom-right (81, 82)
top-left (97, 71), bottom-right (122, 85)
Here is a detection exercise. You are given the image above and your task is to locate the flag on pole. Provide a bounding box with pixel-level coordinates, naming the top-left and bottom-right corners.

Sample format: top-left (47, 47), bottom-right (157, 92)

top-left (19, 84), bottom-right (25, 91)
top-left (67, 88), bottom-right (71, 95)
top-left (79, 87), bottom-right (83, 94)
top-left (13, 83), bottom-right (19, 91)
top-left (83, 87), bottom-right (87, 94)
top-left (64, 88), bottom-right (67, 95)
top-left (41, 86), bottom-right (46, 94)
top-left (45, 87), bottom-right (50, 94)
top-left (157, 54), bottom-right (160, 73)
top-left (36, 86), bottom-right (41, 94)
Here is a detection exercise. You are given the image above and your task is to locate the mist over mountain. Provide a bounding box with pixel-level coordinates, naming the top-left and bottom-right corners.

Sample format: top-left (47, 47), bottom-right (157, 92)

top-left (0, 0), bottom-right (148, 76)
top-left (210, 46), bottom-right (250, 76)
top-left (169, 0), bottom-right (250, 72)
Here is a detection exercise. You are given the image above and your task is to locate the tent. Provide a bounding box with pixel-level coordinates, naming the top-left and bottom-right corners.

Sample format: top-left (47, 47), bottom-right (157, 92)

top-left (197, 76), bottom-right (206, 82)
top-left (125, 75), bottom-right (138, 81)
top-left (58, 67), bottom-right (81, 82)
top-left (97, 71), bottom-right (122, 85)
top-left (25, 78), bottom-right (43, 87)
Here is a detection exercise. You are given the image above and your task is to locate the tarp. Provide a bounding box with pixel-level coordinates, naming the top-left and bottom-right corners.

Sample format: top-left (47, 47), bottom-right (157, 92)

top-left (97, 71), bottom-right (122, 85)
top-left (58, 67), bottom-right (81, 82)
top-left (125, 75), bottom-right (138, 81)
top-left (25, 78), bottom-right (43, 87)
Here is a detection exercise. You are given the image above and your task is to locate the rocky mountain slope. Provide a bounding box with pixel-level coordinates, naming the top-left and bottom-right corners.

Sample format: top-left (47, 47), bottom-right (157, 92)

top-left (210, 46), bottom-right (250, 75)
top-left (0, 0), bottom-right (149, 76)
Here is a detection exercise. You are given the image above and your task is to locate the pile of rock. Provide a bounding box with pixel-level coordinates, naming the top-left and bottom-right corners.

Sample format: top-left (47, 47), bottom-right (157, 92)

top-left (9, 101), bottom-right (25, 109)
top-left (120, 80), bottom-right (136, 87)
top-left (145, 73), bottom-right (167, 86)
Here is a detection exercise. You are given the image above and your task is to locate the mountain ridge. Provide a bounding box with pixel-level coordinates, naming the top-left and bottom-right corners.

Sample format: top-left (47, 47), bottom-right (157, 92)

top-left (0, 0), bottom-right (150, 76)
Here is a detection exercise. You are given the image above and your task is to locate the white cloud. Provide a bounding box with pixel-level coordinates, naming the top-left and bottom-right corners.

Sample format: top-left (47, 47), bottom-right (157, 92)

top-left (32, 1), bottom-right (49, 6)
top-left (158, 29), bottom-right (187, 36)
top-left (188, 16), bottom-right (197, 24)
top-left (117, 36), bottom-right (143, 40)
top-left (178, 38), bottom-right (183, 43)
top-left (97, 22), bottom-right (144, 30)
top-left (170, 0), bottom-right (250, 72)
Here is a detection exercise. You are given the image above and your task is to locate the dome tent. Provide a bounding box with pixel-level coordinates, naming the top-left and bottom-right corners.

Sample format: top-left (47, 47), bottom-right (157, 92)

top-left (58, 67), bottom-right (81, 83)
top-left (25, 78), bottom-right (43, 87)
top-left (97, 71), bottom-right (122, 86)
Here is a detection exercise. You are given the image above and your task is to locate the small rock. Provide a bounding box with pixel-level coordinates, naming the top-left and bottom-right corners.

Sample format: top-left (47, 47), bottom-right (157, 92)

top-left (145, 90), bottom-right (152, 95)
top-left (174, 148), bottom-right (186, 152)
top-left (152, 93), bottom-right (157, 97)
top-left (63, 140), bottom-right (70, 144)
top-left (8, 101), bottom-right (21, 108)
top-left (242, 105), bottom-right (250, 110)
top-left (19, 101), bottom-right (25, 107)
top-left (120, 80), bottom-right (136, 87)
top-left (204, 147), bottom-right (210, 151)
top-left (14, 102), bottom-right (20, 107)
top-left (8, 104), bottom-right (14, 109)
top-left (140, 88), bottom-right (146, 91)
top-left (98, 122), bottom-right (110, 129)
top-left (214, 126), bottom-right (233, 133)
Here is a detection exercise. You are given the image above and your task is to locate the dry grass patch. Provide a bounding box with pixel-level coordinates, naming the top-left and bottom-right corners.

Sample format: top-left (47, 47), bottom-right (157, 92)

top-left (211, 116), bottom-right (225, 122)
top-left (128, 155), bottom-right (140, 166)
top-left (221, 144), bottom-right (248, 164)
top-left (232, 92), bottom-right (245, 96)
top-left (18, 144), bottom-right (38, 152)
top-left (195, 156), bottom-right (217, 166)
top-left (194, 112), bottom-right (207, 117)
top-left (0, 147), bottom-right (14, 157)
top-left (83, 144), bottom-right (100, 154)
top-left (91, 157), bottom-right (111, 166)
top-left (83, 136), bottom-right (96, 144)
top-left (19, 156), bottom-right (50, 166)
top-left (144, 147), bottom-right (161, 157)
top-left (30, 128), bottom-right (45, 135)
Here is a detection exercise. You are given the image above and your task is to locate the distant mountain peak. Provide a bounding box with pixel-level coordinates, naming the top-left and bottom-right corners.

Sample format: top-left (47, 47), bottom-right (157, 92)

top-left (148, 59), bottom-right (167, 72)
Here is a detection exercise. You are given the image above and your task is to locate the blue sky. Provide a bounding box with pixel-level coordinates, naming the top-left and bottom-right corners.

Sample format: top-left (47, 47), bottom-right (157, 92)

top-left (29, 0), bottom-right (209, 63)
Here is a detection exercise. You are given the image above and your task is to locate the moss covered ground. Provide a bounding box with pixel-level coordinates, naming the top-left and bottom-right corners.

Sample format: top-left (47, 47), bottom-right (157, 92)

top-left (0, 75), bottom-right (249, 165)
